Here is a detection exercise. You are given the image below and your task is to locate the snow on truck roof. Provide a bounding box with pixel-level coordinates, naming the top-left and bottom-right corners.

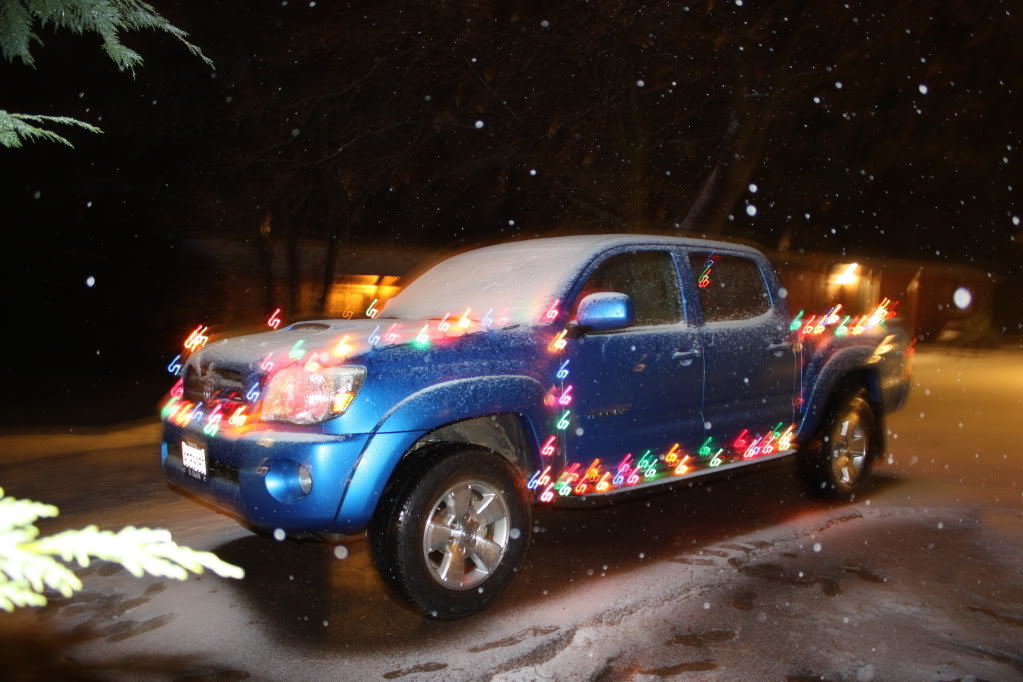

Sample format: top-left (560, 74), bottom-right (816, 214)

top-left (455, 233), bottom-right (763, 255)
top-left (381, 234), bottom-right (762, 324)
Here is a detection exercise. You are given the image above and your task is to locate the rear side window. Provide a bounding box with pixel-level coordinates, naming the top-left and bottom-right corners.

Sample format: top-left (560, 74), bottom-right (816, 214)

top-left (689, 252), bottom-right (771, 322)
top-left (573, 251), bottom-right (682, 326)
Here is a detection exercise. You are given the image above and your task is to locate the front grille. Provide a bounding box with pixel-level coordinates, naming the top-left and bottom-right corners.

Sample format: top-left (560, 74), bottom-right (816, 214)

top-left (166, 442), bottom-right (240, 485)
top-left (183, 365), bottom-right (248, 403)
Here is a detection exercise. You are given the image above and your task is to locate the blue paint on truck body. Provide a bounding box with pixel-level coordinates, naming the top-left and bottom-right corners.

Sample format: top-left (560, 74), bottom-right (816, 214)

top-left (160, 235), bottom-right (910, 533)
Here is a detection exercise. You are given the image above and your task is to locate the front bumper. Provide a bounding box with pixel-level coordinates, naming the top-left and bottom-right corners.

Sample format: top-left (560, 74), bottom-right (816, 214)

top-left (161, 420), bottom-right (374, 533)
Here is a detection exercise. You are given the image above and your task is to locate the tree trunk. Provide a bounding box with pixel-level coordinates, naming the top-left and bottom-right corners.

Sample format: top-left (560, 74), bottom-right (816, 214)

top-left (318, 171), bottom-right (341, 314)
top-left (254, 213), bottom-right (275, 313)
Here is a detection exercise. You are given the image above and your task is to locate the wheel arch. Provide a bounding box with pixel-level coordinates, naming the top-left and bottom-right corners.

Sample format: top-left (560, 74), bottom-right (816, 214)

top-left (332, 376), bottom-right (548, 533)
top-left (798, 348), bottom-right (884, 444)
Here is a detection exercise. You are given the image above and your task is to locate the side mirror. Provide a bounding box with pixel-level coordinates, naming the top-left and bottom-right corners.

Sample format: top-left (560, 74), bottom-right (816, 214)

top-left (575, 292), bottom-right (634, 332)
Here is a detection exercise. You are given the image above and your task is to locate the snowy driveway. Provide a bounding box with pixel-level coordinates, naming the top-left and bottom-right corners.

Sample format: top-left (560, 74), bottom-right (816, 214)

top-left (1, 348), bottom-right (1021, 680)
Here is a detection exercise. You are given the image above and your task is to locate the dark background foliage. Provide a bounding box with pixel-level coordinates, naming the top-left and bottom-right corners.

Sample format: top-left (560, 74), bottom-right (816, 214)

top-left (0, 0), bottom-right (1019, 425)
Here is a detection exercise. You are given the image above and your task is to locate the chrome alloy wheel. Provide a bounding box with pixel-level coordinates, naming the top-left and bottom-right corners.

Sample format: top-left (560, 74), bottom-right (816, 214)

top-left (830, 409), bottom-right (868, 491)
top-left (422, 480), bottom-right (511, 590)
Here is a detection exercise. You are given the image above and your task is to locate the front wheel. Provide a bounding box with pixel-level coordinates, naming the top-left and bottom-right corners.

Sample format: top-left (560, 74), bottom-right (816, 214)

top-left (368, 445), bottom-right (532, 619)
top-left (798, 387), bottom-right (878, 499)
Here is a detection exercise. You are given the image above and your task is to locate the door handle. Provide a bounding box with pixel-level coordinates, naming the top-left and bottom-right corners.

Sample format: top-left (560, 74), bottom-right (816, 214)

top-left (767, 341), bottom-right (791, 352)
top-left (672, 349), bottom-right (701, 366)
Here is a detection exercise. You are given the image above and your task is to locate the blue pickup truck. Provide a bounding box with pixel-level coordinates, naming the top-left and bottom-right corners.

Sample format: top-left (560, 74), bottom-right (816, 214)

top-left (160, 235), bottom-right (911, 618)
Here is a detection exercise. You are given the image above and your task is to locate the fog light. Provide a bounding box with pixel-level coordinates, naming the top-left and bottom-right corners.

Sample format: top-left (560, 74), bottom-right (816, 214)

top-left (264, 459), bottom-right (313, 503)
top-left (298, 465), bottom-right (313, 495)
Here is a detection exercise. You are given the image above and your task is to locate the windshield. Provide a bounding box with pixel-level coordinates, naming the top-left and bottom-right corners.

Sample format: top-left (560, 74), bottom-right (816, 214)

top-left (380, 241), bottom-right (593, 324)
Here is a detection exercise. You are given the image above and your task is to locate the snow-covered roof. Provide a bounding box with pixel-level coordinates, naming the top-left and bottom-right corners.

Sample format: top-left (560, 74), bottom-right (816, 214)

top-left (381, 234), bottom-right (762, 324)
top-left (468, 233), bottom-right (763, 257)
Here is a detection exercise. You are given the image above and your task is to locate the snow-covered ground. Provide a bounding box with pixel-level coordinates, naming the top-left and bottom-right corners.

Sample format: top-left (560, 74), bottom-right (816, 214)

top-left (1, 347), bottom-right (1020, 680)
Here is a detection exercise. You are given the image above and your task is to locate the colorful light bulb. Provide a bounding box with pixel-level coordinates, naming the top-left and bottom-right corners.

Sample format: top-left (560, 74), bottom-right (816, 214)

top-left (549, 329), bottom-right (568, 352)
top-left (267, 308), bottom-right (282, 329)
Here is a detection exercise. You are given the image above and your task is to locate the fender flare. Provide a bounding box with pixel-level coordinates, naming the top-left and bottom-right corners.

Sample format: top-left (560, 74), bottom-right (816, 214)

top-left (331, 375), bottom-right (549, 532)
top-left (798, 347), bottom-right (878, 441)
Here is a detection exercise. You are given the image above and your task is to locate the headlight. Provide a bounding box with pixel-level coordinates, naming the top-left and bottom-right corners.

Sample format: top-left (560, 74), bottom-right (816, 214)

top-left (261, 365), bottom-right (366, 425)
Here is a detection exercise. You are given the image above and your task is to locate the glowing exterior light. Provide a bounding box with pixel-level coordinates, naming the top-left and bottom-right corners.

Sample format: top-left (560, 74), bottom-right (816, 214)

top-left (829, 262), bottom-right (860, 286)
top-left (698, 437), bottom-right (714, 456)
top-left (789, 310), bottom-right (805, 331)
top-left (482, 308), bottom-right (494, 330)
top-left (267, 308), bottom-right (282, 329)
top-left (540, 435), bottom-right (558, 457)
top-left (260, 353), bottom-right (275, 372)
top-left (160, 397), bottom-right (180, 419)
top-left (384, 324), bottom-right (401, 344)
top-left (556, 360), bottom-right (570, 379)
top-left (366, 298), bottom-right (379, 318)
top-left (438, 314), bottom-right (451, 333)
top-left (413, 325), bottom-right (431, 348)
top-left (288, 340), bottom-right (306, 360)
top-left (673, 454), bottom-right (694, 475)
top-left (549, 329), bottom-right (568, 352)
top-left (167, 355), bottom-right (182, 375)
top-left (332, 335), bottom-right (352, 357)
top-left (170, 378), bottom-right (184, 399)
top-left (184, 325), bottom-right (209, 351)
top-left (527, 466), bottom-right (552, 490)
top-left (458, 308), bottom-right (472, 329)
top-left (665, 443), bottom-right (681, 465)
top-left (228, 406), bottom-right (248, 427)
top-left (777, 425), bottom-right (795, 451)
top-left (368, 326), bottom-right (382, 346)
top-left (709, 450), bottom-right (724, 467)
top-left (544, 299), bottom-right (560, 321)
top-left (556, 410), bottom-right (571, 429)
top-left (953, 286), bottom-right (972, 310)
top-left (332, 391), bottom-right (356, 413)
top-left (245, 382), bottom-right (261, 402)
top-left (557, 385), bottom-right (573, 406)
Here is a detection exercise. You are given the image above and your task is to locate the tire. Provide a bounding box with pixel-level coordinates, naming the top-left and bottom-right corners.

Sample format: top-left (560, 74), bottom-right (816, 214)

top-left (368, 444), bottom-right (532, 620)
top-left (798, 387), bottom-right (879, 499)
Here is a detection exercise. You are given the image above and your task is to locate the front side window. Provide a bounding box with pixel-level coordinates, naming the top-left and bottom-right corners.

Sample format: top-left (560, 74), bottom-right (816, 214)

top-left (573, 251), bottom-right (682, 326)
top-left (689, 252), bottom-right (771, 322)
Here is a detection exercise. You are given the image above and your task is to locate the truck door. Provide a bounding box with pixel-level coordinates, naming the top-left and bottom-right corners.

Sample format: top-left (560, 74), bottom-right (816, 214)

top-left (561, 248), bottom-right (706, 479)
top-left (685, 250), bottom-right (798, 447)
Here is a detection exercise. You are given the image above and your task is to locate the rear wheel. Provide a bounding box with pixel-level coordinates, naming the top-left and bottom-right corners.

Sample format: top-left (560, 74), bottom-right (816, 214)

top-left (798, 387), bottom-right (878, 499)
top-left (368, 445), bottom-right (531, 619)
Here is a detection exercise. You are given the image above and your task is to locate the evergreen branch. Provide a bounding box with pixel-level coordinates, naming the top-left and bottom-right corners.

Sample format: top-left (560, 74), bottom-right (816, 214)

top-left (0, 486), bottom-right (243, 612)
top-left (0, 576), bottom-right (48, 611)
top-left (0, 110), bottom-right (103, 148)
top-left (0, 486), bottom-right (58, 530)
top-left (0, 0), bottom-right (213, 73)
top-left (24, 525), bottom-right (246, 581)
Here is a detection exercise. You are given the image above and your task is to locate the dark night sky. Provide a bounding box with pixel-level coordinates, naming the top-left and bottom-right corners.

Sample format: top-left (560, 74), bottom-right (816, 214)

top-left (0, 0), bottom-right (1020, 426)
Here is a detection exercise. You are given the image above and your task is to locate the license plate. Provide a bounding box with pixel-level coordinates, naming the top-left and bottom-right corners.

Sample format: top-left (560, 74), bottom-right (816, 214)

top-left (181, 441), bottom-right (207, 481)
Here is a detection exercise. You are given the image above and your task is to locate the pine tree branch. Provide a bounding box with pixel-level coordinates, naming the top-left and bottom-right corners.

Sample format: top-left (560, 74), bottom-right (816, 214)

top-left (0, 486), bottom-right (244, 612)
top-left (0, 0), bottom-right (213, 73)
top-left (0, 110), bottom-right (103, 148)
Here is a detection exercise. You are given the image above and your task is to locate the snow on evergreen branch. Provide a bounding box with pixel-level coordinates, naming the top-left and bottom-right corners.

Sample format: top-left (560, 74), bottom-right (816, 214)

top-left (0, 486), bottom-right (243, 612)
top-left (0, 0), bottom-right (213, 72)
top-left (0, 110), bottom-right (103, 148)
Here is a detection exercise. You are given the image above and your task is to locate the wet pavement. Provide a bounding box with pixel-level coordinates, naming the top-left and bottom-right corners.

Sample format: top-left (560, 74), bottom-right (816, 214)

top-left (1, 347), bottom-right (1021, 681)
